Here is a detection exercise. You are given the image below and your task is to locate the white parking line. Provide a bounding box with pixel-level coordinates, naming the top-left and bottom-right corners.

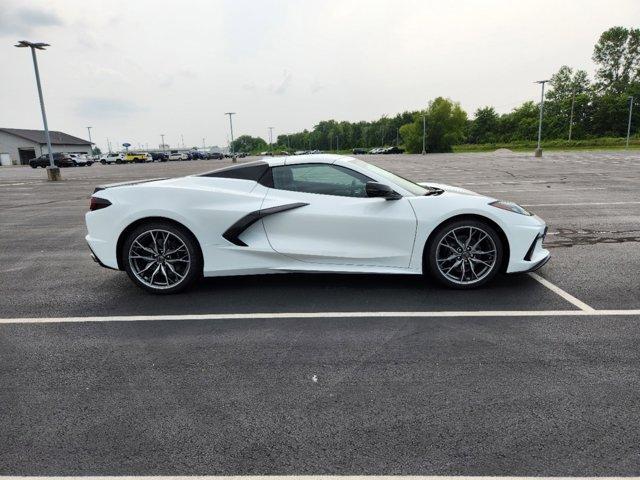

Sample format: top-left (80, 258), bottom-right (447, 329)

top-left (1, 309), bottom-right (639, 325)
top-left (528, 273), bottom-right (595, 312)
top-left (522, 201), bottom-right (640, 207)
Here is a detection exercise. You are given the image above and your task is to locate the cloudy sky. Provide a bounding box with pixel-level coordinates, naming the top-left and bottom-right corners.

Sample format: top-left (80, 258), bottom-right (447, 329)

top-left (1, 0), bottom-right (638, 151)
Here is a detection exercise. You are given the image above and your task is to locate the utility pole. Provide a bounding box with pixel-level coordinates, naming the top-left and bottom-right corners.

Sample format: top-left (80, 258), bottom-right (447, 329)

top-left (86, 126), bottom-right (93, 155)
top-left (568, 92), bottom-right (575, 141)
top-left (15, 40), bottom-right (58, 180)
top-left (534, 79), bottom-right (550, 157)
top-left (202, 138), bottom-right (206, 150)
top-left (160, 134), bottom-right (165, 153)
top-left (268, 127), bottom-right (274, 151)
top-left (107, 137), bottom-right (112, 153)
top-left (626, 96), bottom-right (634, 149)
top-left (181, 134), bottom-right (185, 148)
top-left (225, 113), bottom-right (236, 162)
top-left (336, 135), bottom-right (339, 152)
top-left (421, 114), bottom-right (427, 155)
top-left (396, 128), bottom-right (399, 146)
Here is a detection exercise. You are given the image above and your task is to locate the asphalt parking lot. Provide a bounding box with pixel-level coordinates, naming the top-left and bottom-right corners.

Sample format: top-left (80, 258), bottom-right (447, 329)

top-left (1, 151), bottom-right (639, 476)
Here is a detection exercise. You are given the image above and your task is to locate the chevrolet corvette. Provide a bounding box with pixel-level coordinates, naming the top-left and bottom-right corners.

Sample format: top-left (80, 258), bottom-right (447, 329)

top-left (86, 154), bottom-right (549, 293)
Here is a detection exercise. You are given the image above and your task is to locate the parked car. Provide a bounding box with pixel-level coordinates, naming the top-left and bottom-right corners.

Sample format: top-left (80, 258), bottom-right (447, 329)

top-left (259, 151), bottom-right (274, 156)
top-left (150, 152), bottom-right (168, 162)
top-left (208, 152), bottom-right (224, 160)
top-left (100, 152), bottom-right (124, 164)
top-left (86, 155), bottom-right (549, 294)
top-left (368, 147), bottom-right (384, 154)
top-left (124, 152), bottom-right (151, 163)
top-left (294, 150), bottom-right (308, 155)
top-left (352, 148), bottom-right (368, 154)
top-left (68, 153), bottom-right (93, 166)
top-left (168, 151), bottom-right (188, 161)
top-left (381, 146), bottom-right (404, 154)
top-left (29, 152), bottom-right (74, 168)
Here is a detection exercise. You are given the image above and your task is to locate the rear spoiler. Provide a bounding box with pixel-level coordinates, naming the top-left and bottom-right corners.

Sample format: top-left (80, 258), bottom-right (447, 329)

top-left (93, 178), bottom-right (168, 194)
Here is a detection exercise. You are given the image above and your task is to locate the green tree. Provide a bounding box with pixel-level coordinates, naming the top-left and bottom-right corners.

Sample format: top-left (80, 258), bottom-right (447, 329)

top-left (231, 135), bottom-right (267, 153)
top-left (593, 26), bottom-right (640, 93)
top-left (399, 98), bottom-right (467, 153)
top-left (468, 107), bottom-right (499, 143)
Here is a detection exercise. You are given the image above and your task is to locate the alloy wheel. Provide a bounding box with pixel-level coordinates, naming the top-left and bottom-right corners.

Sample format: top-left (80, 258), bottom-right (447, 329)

top-left (435, 226), bottom-right (497, 285)
top-left (128, 229), bottom-right (191, 289)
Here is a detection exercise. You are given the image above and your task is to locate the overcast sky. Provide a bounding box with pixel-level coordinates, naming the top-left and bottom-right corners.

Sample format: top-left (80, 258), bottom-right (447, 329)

top-left (1, 0), bottom-right (638, 151)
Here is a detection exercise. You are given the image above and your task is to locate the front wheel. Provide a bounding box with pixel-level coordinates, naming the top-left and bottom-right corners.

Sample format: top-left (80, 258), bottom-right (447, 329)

top-left (122, 221), bottom-right (202, 294)
top-left (426, 219), bottom-right (503, 289)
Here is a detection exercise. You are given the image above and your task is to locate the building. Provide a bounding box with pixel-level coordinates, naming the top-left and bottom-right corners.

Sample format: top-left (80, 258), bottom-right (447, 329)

top-left (0, 128), bottom-right (92, 165)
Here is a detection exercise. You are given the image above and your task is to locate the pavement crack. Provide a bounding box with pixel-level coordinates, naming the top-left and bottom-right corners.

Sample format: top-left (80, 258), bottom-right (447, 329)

top-left (546, 227), bottom-right (640, 248)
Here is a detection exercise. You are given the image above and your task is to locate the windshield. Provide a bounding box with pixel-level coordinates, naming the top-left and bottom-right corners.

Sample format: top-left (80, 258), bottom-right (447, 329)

top-left (348, 158), bottom-right (428, 196)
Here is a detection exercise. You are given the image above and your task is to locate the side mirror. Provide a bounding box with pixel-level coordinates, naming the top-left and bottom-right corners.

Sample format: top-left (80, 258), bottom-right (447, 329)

top-left (366, 181), bottom-right (401, 200)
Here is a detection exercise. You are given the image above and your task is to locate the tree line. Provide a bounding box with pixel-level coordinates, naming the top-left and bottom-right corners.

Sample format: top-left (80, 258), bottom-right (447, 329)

top-left (232, 26), bottom-right (639, 154)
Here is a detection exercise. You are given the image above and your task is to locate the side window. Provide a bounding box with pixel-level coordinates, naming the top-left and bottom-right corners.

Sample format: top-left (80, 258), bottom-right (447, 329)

top-left (271, 164), bottom-right (371, 197)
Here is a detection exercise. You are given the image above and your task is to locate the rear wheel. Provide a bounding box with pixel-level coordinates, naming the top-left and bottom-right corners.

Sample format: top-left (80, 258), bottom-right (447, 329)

top-left (30, 163), bottom-right (37, 168)
top-left (122, 221), bottom-right (202, 294)
top-left (427, 219), bottom-right (503, 289)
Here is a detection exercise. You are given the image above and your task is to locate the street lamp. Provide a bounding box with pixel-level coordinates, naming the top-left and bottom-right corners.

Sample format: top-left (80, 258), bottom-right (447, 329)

top-left (268, 127), bottom-right (274, 151)
top-left (626, 96), bottom-right (634, 149)
top-left (421, 114), bottom-right (427, 155)
top-left (160, 134), bottom-right (165, 152)
top-left (15, 40), bottom-right (59, 180)
top-left (225, 112), bottom-right (236, 162)
top-left (86, 126), bottom-right (93, 155)
top-left (534, 79), bottom-right (550, 157)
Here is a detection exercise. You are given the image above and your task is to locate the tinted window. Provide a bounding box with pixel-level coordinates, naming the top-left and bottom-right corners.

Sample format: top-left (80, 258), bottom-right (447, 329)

top-left (271, 164), bottom-right (372, 197)
top-left (201, 161), bottom-right (270, 182)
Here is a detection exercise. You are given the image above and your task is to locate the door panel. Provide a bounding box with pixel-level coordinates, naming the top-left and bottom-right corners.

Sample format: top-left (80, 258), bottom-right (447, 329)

top-left (262, 188), bottom-right (417, 268)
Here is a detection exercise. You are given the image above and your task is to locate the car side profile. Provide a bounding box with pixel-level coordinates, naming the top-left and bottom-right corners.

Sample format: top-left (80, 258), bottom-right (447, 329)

top-left (86, 154), bottom-right (549, 294)
top-left (30, 152), bottom-right (74, 168)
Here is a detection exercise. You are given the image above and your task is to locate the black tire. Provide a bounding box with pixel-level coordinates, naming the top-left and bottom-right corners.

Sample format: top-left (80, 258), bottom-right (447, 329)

top-left (30, 163), bottom-right (37, 168)
top-left (100, 159), bottom-right (106, 164)
top-left (426, 219), bottom-right (503, 289)
top-left (122, 221), bottom-right (202, 294)
top-left (116, 159), bottom-right (122, 164)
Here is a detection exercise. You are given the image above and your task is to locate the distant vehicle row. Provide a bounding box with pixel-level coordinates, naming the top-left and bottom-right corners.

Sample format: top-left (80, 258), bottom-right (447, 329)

top-left (29, 152), bottom-right (94, 168)
top-left (98, 150), bottom-right (245, 164)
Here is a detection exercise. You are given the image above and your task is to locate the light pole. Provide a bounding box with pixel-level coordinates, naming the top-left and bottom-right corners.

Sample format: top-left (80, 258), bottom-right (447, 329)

top-left (534, 79), bottom-right (550, 157)
top-left (225, 112), bottom-right (236, 162)
top-left (568, 92), bottom-right (575, 141)
top-left (86, 126), bottom-right (93, 155)
top-left (626, 96), bottom-right (634, 149)
top-left (421, 114), bottom-right (427, 155)
top-left (336, 135), bottom-right (339, 152)
top-left (107, 137), bottom-right (112, 153)
top-left (160, 134), bottom-right (165, 153)
top-left (268, 127), bottom-right (274, 151)
top-left (15, 40), bottom-right (59, 180)
top-left (202, 138), bottom-right (206, 150)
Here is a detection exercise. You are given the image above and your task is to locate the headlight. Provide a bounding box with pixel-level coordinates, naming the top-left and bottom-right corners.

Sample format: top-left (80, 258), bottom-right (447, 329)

top-left (489, 200), bottom-right (532, 216)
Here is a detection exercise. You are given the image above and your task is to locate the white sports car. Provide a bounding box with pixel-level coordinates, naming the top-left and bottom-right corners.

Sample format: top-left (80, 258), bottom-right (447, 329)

top-left (86, 154), bottom-right (549, 293)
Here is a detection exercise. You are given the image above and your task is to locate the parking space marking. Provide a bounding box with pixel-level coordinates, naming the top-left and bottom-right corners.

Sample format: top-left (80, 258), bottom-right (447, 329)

top-left (521, 201), bottom-right (640, 207)
top-left (1, 309), bottom-right (639, 325)
top-left (528, 272), bottom-right (595, 312)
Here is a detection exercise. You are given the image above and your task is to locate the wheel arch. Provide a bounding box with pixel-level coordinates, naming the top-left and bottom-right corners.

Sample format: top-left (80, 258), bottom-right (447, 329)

top-left (422, 214), bottom-right (511, 273)
top-left (116, 216), bottom-right (204, 271)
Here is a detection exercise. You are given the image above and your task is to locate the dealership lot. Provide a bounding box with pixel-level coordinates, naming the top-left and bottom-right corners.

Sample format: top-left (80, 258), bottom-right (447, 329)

top-left (1, 151), bottom-right (639, 475)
